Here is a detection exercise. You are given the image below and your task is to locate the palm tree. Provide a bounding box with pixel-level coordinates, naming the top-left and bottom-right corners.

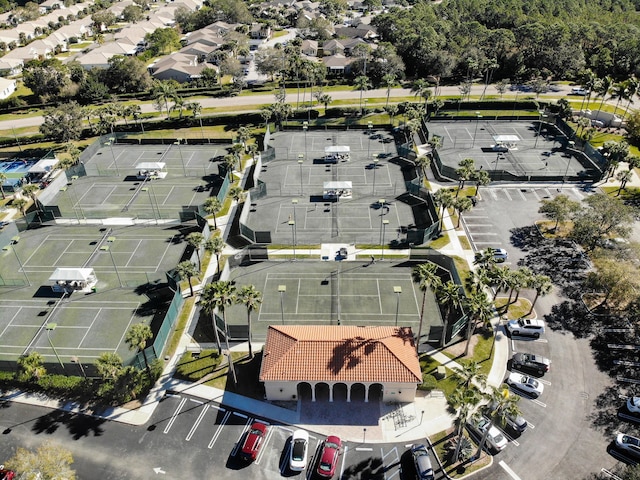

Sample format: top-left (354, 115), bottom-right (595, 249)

top-left (125, 323), bottom-right (153, 372)
top-left (472, 169), bottom-right (491, 196)
top-left (463, 290), bottom-right (493, 356)
top-left (22, 183), bottom-right (40, 211)
top-left (16, 352), bottom-right (46, 382)
top-left (594, 75), bottom-right (613, 121)
top-left (453, 196), bottom-right (473, 227)
top-left (384, 104), bottom-right (398, 126)
top-left (465, 266), bottom-right (492, 294)
top-left (13, 197), bottom-right (28, 216)
top-left (528, 274), bottom-right (552, 314)
top-left (152, 80), bottom-right (178, 119)
top-left (610, 81), bottom-right (630, 118)
top-left (228, 186), bottom-right (245, 203)
top-left (199, 283), bottom-right (223, 354)
top-left (622, 76), bottom-right (639, 121)
top-left (578, 69), bottom-right (598, 114)
top-left (477, 386), bottom-right (521, 458)
top-left (449, 387), bottom-right (482, 461)
top-left (95, 352), bottom-right (123, 380)
top-left (247, 143), bottom-right (258, 162)
top-left (433, 189), bottom-right (455, 230)
top-left (411, 79), bottom-right (432, 117)
top-left (237, 285), bottom-right (263, 358)
top-left (315, 93), bottom-right (332, 115)
top-left (185, 232), bottom-right (205, 271)
top-left (412, 262), bottom-right (442, 350)
top-left (203, 197), bottom-right (223, 230)
top-left (436, 280), bottom-right (463, 347)
top-left (353, 75), bottom-right (371, 116)
top-left (511, 267), bottom-right (533, 304)
top-left (455, 158), bottom-right (475, 196)
top-left (223, 154), bottom-right (236, 178)
top-left (473, 248), bottom-right (498, 270)
top-left (204, 236), bottom-right (225, 276)
top-left (207, 280), bottom-right (238, 384)
top-left (415, 155), bottom-right (431, 182)
top-left (0, 172), bottom-right (7, 199)
top-left (455, 360), bottom-right (487, 390)
top-left (489, 266), bottom-right (512, 300)
top-left (170, 96), bottom-right (187, 119)
top-left (176, 261), bottom-right (199, 297)
top-left (382, 73), bottom-right (396, 108)
top-left (237, 126), bottom-right (252, 148)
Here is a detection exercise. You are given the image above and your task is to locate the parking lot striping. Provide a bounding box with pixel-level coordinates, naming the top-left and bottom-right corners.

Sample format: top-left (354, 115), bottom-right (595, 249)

top-left (189, 399), bottom-right (204, 404)
top-left (355, 447), bottom-right (373, 451)
top-left (185, 404), bottom-right (209, 441)
top-left (164, 397), bottom-right (187, 434)
top-left (527, 422), bottom-right (535, 429)
top-left (231, 418), bottom-right (254, 455)
top-left (601, 468), bottom-right (625, 480)
top-left (499, 460), bottom-right (523, 480)
top-left (254, 423), bottom-right (276, 465)
top-left (532, 399), bottom-right (546, 408)
top-left (381, 446), bottom-right (400, 462)
top-left (207, 410), bottom-right (231, 449)
top-left (233, 412), bottom-right (248, 419)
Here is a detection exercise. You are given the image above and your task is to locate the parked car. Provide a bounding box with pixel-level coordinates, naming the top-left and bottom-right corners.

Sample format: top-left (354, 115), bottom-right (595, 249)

top-left (0, 465), bottom-right (15, 480)
top-left (615, 433), bottom-right (640, 459)
top-left (466, 417), bottom-right (508, 453)
top-left (411, 444), bottom-right (435, 480)
top-left (506, 372), bottom-right (544, 398)
top-left (484, 401), bottom-right (528, 435)
top-left (570, 87), bottom-right (590, 95)
top-left (316, 436), bottom-right (341, 478)
top-left (289, 429), bottom-right (309, 471)
top-left (476, 248), bottom-right (508, 263)
top-left (505, 318), bottom-right (545, 338)
top-left (240, 422), bottom-right (267, 461)
top-left (627, 397), bottom-right (640, 414)
top-left (511, 352), bottom-right (551, 375)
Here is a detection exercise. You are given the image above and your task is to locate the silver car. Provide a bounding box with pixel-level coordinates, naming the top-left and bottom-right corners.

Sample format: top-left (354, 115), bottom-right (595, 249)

top-left (411, 444), bottom-right (434, 480)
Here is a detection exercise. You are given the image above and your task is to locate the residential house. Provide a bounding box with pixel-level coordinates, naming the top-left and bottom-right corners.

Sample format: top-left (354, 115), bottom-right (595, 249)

top-left (322, 38), bottom-right (366, 56)
top-left (149, 53), bottom-right (208, 82)
top-left (250, 23), bottom-right (271, 40)
top-left (301, 39), bottom-right (318, 56)
top-left (0, 77), bottom-right (17, 100)
top-left (323, 53), bottom-right (354, 76)
top-left (259, 325), bottom-right (422, 403)
top-left (0, 58), bottom-right (24, 77)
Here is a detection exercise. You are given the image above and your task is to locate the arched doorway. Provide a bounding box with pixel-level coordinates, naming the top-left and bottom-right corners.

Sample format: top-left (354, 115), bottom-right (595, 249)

top-left (350, 383), bottom-right (366, 402)
top-left (297, 382), bottom-right (312, 401)
top-left (333, 383), bottom-right (348, 401)
top-left (315, 382), bottom-right (330, 401)
top-left (368, 383), bottom-right (383, 402)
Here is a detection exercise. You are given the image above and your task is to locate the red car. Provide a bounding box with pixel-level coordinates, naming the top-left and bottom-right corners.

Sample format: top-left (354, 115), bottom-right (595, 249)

top-left (316, 436), bottom-right (342, 478)
top-left (240, 422), bottom-right (267, 461)
top-left (0, 465), bottom-right (15, 480)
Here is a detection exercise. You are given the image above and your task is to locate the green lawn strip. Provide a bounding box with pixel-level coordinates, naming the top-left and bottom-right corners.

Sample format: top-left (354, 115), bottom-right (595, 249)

top-left (458, 236), bottom-right (472, 250)
top-left (430, 429), bottom-right (491, 478)
top-left (164, 297), bottom-right (196, 361)
top-left (436, 333), bottom-right (496, 378)
top-left (175, 349), bottom-right (224, 381)
top-left (494, 298), bottom-right (533, 318)
top-left (426, 234), bottom-right (451, 249)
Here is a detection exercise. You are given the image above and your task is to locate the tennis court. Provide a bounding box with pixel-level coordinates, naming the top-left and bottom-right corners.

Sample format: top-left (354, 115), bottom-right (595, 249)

top-left (220, 260), bottom-right (441, 343)
top-left (429, 119), bottom-right (588, 179)
top-left (246, 129), bottom-right (420, 245)
top-left (0, 224), bottom-right (188, 367)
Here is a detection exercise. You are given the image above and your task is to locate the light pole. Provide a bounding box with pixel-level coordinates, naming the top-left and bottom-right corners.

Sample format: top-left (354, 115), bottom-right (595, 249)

top-left (71, 355), bottom-right (86, 378)
top-left (372, 155), bottom-right (379, 194)
top-left (534, 113), bottom-right (548, 148)
top-left (278, 285), bottom-right (286, 325)
top-left (381, 219), bottom-right (389, 260)
top-left (471, 112), bottom-right (482, 148)
top-left (367, 121), bottom-right (373, 159)
top-left (562, 141), bottom-right (575, 187)
top-left (45, 323), bottom-right (65, 371)
top-left (100, 244), bottom-right (123, 287)
top-left (3, 245), bottom-right (30, 286)
top-left (141, 187), bottom-right (158, 224)
top-left (302, 122), bottom-right (308, 162)
top-left (59, 186), bottom-right (79, 222)
top-left (174, 138), bottom-right (187, 176)
top-left (107, 137), bottom-right (120, 175)
top-left (298, 156), bottom-right (304, 196)
top-left (393, 286), bottom-right (402, 326)
top-left (363, 427), bottom-right (367, 444)
top-left (378, 199), bottom-right (386, 245)
top-left (288, 219), bottom-right (296, 261)
top-left (196, 112), bottom-right (207, 143)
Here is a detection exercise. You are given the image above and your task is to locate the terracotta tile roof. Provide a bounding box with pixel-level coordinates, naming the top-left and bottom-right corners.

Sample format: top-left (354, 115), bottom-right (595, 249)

top-left (259, 326), bottom-right (421, 384)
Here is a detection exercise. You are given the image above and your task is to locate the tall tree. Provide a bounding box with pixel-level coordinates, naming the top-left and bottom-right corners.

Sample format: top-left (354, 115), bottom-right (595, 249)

top-left (538, 194), bottom-right (581, 231)
top-left (528, 275), bottom-right (552, 314)
top-left (237, 285), bottom-right (262, 358)
top-left (6, 441), bottom-right (76, 480)
top-left (175, 261), bottom-right (199, 297)
top-left (206, 281), bottom-right (238, 384)
top-left (353, 75), bottom-right (371, 116)
top-left (16, 352), bottom-right (46, 382)
top-left (125, 323), bottom-right (153, 372)
top-left (433, 188), bottom-right (455, 230)
top-left (204, 236), bottom-right (225, 276)
top-left (453, 196), bottom-right (473, 228)
top-left (463, 289), bottom-right (493, 356)
top-left (436, 280), bottom-right (463, 347)
top-left (594, 75), bottom-right (613, 121)
top-left (204, 197), bottom-right (223, 230)
top-left (412, 262), bottom-right (442, 350)
top-left (152, 80), bottom-right (178, 119)
top-left (185, 232), bottom-right (205, 271)
top-left (455, 158), bottom-right (476, 196)
top-left (95, 352), bottom-right (123, 380)
top-left (40, 101), bottom-right (84, 143)
top-left (411, 78), bottom-right (432, 116)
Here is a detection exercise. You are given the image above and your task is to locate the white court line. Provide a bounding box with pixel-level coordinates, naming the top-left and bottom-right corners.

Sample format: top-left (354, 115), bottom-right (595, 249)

top-left (77, 308), bottom-right (101, 348)
top-left (0, 308), bottom-right (21, 338)
top-left (499, 460), bottom-right (522, 480)
top-left (296, 279), bottom-right (301, 314)
top-left (185, 404), bottom-right (209, 441)
top-left (164, 397), bottom-right (187, 434)
top-left (125, 240), bottom-right (143, 268)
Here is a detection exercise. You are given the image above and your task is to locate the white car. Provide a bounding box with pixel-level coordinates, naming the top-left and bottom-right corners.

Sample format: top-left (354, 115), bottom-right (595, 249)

top-left (627, 397), bottom-right (640, 413)
top-left (289, 429), bottom-right (309, 471)
top-left (506, 318), bottom-right (545, 338)
top-left (467, 417), bottom-right (508, 453)
top-left (506, 372), bottom-right (544, 398)
top-left (571, 87), bottom-right (590, 95)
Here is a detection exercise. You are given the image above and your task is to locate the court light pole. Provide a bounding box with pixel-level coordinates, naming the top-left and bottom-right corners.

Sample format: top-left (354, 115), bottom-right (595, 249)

top-left (298, 156), bottom-right (304, 196)
top-left (378, 199), bottom-right (386, 245)
top-left (71, 355), bottom-right (86, 378)
top-left (59, 186), bottom-right (79, 222)
top-left (278, 285), bottom-right (286, 325)
top-left (3, 245), bottom-right (30, 286)
top-left (141, 187), bottom-right (157, 224)
top-left (107, 137), bottom-right (120, 176)
top-left (372, 155), bottom-right (379, 194)
top-left (45, 323), bottom-right (65, 371)
top-left (367, 121), bottom-right (373, 159)
top-left (534, 113), bottom-right (548, 148)
top-left (381, 219), bottom-right (389, 260)
top-left (302, 122), bottom-right (308, 161)
top-left (471, 112), bottom-right (482, 148)
top-left (393, 286), bottom-right (402, 326)
top-left (174, 138), bottom-right (187, 177)
top-left (288, 219), bottom-right (296, 261)
top-left (101, 245), bottom-right (123, 287)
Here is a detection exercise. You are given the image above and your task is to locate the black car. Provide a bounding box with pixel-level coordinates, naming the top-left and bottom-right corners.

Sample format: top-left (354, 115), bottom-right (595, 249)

top-left (511, 353), bottom-right (551, 375)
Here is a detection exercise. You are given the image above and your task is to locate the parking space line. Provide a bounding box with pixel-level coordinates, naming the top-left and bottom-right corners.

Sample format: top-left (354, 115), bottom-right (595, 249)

top-left (355, 447), bottom-right (373, 451)
top-left (527, 422), bottom-right (535, 429)
top-left (499, 460), bottom-right (522, 480)
top-left (516, 190), bottom-right (526, 200)
top-left (233, 412), bottom-right (249, 419)
top-left (185, 405), bottom-right (209, 441)
top-left (532, 399), bottom-right (546, 408)
top-left (338, 445), bottom-right (348, 480)
top-left (255, 422), bottom-right (276, 465)
top-left (208, 410), bottom-right (231, 449)
top-left (163, 397), bottom-right (187, 434)
top-left (503, 190), bottom-right (512, 201)
top-left (231, 417), bottom-right (253, 457)
top-left (189, 399), bottom-right (204, 405)
top-left (381, 446), bottom-right (401, 480)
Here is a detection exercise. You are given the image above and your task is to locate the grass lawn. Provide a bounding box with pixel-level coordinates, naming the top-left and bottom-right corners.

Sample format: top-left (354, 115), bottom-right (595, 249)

top-left (535, 219), bottom-right (572, 238)
top-left (494, 298), bottom-right (534, 318)
top-left (426, 233), bottom-right (450, 249)
top-left (430, 429), bottom-right (491, 479)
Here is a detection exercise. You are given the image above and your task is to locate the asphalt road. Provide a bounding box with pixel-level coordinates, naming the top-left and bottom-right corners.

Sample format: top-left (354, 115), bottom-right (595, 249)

top-left (0, 83), bottom-right (584, 132)
top-left (461, 184), bottom-right (622, 480)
